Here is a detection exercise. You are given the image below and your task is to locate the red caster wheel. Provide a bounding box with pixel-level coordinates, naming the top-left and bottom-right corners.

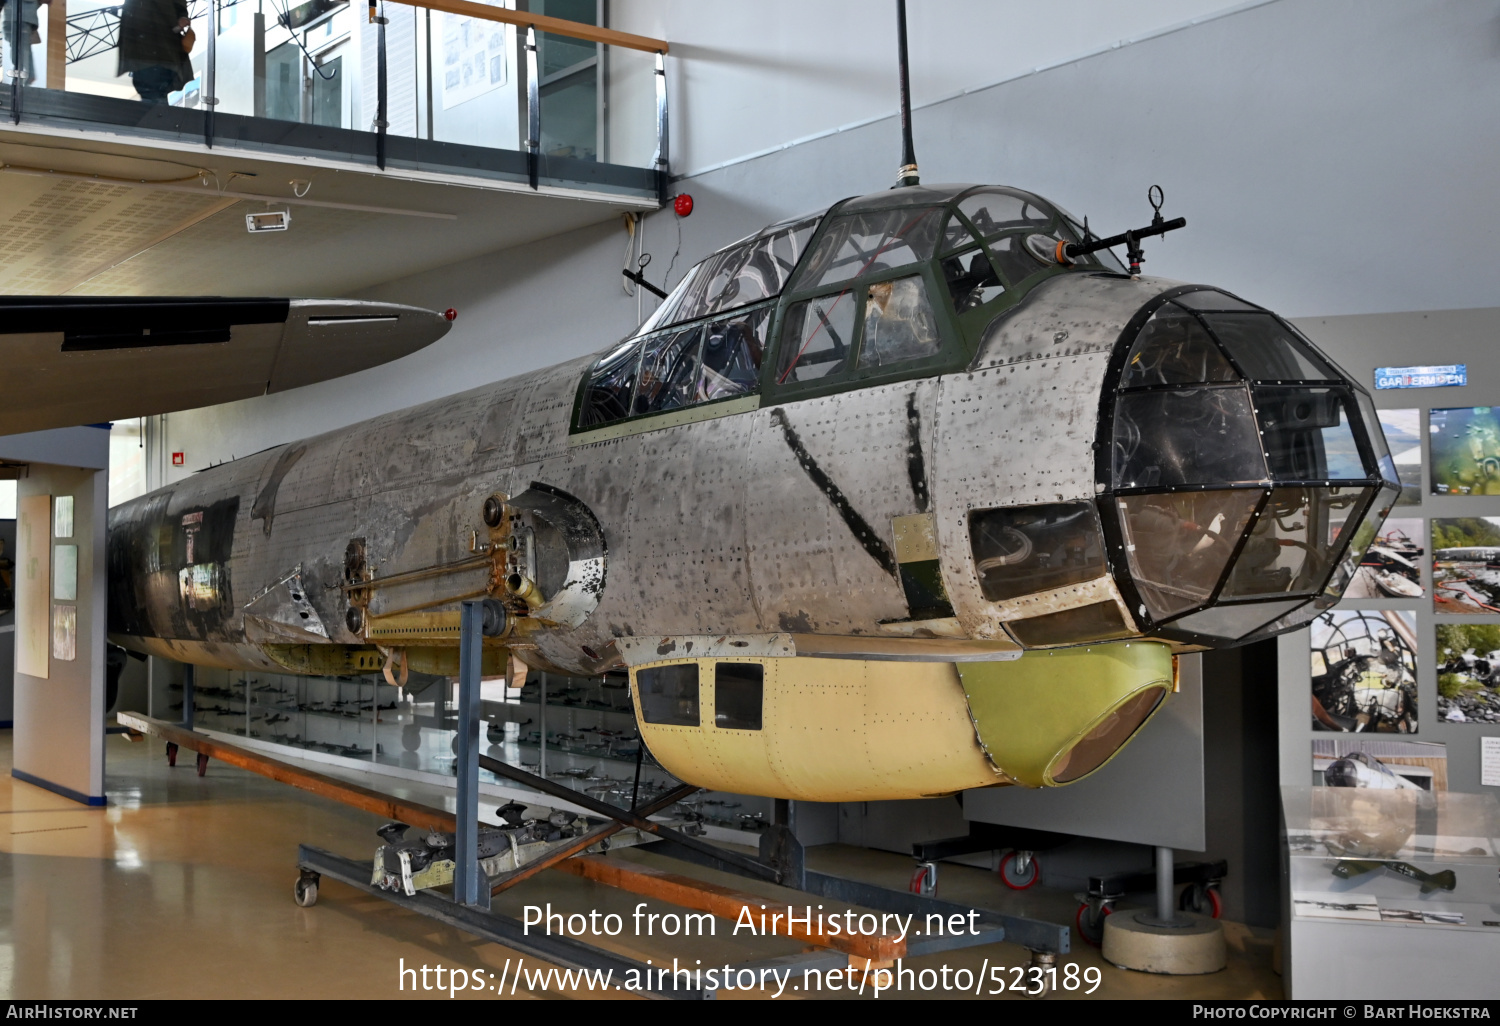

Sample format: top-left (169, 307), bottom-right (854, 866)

top-left (196, 752), bottom-right (209, 777)
top-left (166, 741), bottom-right (178, 767)
top-left (910, 862), bottom-right (937, 896)
top-left (1075, 902), bottom-right (1112, 946)
top-left (1179, 882), bottom-right (1223, 918)
top-left (999, 850), bottom-right (1041, 890)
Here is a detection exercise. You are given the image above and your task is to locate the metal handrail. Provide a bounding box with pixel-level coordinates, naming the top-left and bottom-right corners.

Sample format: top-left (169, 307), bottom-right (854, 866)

top-left (24, 0), bottom-right (670, 196)
top-left (389, 0), bottom-right (667, 54)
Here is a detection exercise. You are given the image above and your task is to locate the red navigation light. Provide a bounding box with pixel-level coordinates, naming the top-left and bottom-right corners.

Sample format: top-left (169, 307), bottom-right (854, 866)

top-left (444, 308), bottom-right (458, 321)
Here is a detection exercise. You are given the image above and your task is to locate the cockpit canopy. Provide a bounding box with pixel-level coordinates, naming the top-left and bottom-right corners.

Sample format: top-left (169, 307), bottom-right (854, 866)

top-left (575, 184), bottom-right (1123, 433)
top-left (1105, 288), bottom-right (1400, 643)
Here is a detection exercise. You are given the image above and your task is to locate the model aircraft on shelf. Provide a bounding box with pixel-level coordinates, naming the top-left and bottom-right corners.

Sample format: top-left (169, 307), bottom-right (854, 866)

top-left (98, 6), bottom-right (1396, 805)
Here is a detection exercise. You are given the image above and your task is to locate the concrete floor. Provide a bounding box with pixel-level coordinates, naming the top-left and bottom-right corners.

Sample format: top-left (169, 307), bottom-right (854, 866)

top-left (0, 731), bottom-right (1283, 999)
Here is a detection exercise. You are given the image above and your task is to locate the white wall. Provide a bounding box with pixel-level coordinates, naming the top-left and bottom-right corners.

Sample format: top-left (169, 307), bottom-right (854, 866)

top-left (162, 0), bottom-right (1500, 474)
top-left (608, 0), bottom-right (1258, 176)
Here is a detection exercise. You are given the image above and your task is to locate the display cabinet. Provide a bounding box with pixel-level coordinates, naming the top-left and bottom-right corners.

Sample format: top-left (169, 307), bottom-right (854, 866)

top-left (181, 666), bottom-right (774, 835)
top-left (1282, 785), bottom-right (1500, 998)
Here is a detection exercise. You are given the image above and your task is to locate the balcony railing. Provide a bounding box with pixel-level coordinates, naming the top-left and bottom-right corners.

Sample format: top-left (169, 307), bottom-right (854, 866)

top-left (1, 0), bottom-right (668, 201)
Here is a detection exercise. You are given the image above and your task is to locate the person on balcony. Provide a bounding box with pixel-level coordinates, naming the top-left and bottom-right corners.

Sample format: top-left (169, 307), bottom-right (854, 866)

top-left (117, 0), bottom-right (194, 103)
top-left (0, 0), bottom-right (47, 85)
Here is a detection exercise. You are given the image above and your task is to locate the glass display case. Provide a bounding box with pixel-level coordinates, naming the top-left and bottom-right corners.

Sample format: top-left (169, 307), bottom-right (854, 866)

top-left (1282, 784), bottom-right (1500, 998)
top-left (179, 666), bottom-right (773, 835)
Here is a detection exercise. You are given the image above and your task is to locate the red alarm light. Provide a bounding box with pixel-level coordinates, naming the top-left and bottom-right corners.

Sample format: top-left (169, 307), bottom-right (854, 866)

top-left (673, 193), bottom-right (694, 217)
top-left (444, 308), bottom-right (458, 321)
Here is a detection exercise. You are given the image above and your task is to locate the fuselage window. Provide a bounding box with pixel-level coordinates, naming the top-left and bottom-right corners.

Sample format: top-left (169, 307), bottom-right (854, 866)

top-left (633, 326), bottom-right (703, 416)
top-left (956, 190), bottom-right (1052, 241)
top-left (941, 248), bottom-right (1005, 313)
top-left (790, 207), bottom-right (944, 291)
top-left (859, 276), bottom-right (941, 369)
top-left (700, 308), bottom-right (769, 400)
top-left (637, 664), bottom-right (700, 726)
top-left (657, 218), bottom-right (820, 328)
top-left (777, 291), bottom-right (855, 383)
top-left (988, 234), bottom-right (1046, 289)
top-left (714, 663), bottom-right (764, 731)
top-left (579, 304), bottom-right (774, 430)
top-left (579, 336), bottom-right (643, 427)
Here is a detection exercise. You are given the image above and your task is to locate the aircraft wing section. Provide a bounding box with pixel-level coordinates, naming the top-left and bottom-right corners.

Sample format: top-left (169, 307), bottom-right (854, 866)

top-left (0, 296), bottom-right (451, 436)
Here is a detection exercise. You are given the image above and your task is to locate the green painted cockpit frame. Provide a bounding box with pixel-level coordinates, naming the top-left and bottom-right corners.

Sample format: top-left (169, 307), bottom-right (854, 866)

top-left (567, 183), bottom-right (1120, 435)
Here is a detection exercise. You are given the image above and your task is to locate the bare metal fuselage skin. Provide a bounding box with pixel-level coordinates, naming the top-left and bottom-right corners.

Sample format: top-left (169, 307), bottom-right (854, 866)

top-left (108, 273), bottom-right (1156, 671)
top-left (105, 183), bottom-right (1393, 794)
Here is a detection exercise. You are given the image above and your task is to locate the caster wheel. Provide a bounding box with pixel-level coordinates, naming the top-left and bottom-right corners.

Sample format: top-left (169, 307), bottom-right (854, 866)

top-left (909, 862), bottom-right (937, 896)
top-left (999, 850), bottom-right (1041, 890)
top-left (196, 752), bottom-right (209, 777)
top-left (401, 725), bottom-right (422, 752)
top-left (1179, 882), bottom-right (1223, 918)
top-left (1075, 902), bottom-right (1112, 946)
top-left (294, 877), bottom-right (319, 908)
top-left (166, 741), bottom-right (178, 767)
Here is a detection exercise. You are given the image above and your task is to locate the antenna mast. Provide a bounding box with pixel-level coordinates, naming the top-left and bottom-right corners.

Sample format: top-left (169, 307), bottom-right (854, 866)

top-left (895, 0), bottom-right (920, 188)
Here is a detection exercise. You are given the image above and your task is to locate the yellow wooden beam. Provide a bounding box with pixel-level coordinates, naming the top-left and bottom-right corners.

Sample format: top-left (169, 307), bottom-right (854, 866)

top-left (388, 0), bottom-right (667, 53)
top-left (46, 0), bottom-right (67, 90)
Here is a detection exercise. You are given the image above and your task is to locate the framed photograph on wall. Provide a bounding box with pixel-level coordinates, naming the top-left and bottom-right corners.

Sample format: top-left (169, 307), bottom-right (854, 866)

top-left (1312, 737), bottom-right (1447, 790)
top-left (1376, 409), bottom-right (1423, 506)
top-left (1345, 516), bottom-right (1423, 599)
top-left (1429, 406), bottom-right (1500, 495)
top-left (1309, 610), bottom-right (1418, 733)
top-left (1435, 623), bottom-right (1500, 724)
top-left (1431, 517), bottom-right (1500, 613)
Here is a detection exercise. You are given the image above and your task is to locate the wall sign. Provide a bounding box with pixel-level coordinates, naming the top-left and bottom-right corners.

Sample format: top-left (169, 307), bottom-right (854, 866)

top-left (1483, 737), bottom-right (1500, 787)
top-left (1374, 364), bottom-right (1467, 389)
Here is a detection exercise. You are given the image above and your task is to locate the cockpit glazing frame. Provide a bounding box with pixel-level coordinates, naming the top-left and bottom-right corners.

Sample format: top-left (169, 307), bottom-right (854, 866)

top-left (1094, 285), bottom-right (1400, 648)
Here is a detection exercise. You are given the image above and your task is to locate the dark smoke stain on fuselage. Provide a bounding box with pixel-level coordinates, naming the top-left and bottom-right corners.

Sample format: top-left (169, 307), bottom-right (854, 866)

top-left (251, 444), bottom-right (306, 536)
top-left (108, 495), bottom-right (240, 640)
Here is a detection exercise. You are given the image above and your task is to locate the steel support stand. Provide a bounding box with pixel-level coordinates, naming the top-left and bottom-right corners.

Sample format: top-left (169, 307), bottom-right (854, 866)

top-left (296, 845), bottom-right (704, 998)
top-left (1156, 845), bottom-right (1178, 925)
top-left (453, 600), bottom-right (484, 907)
top-left (537, 670), bottom-right (546, 780)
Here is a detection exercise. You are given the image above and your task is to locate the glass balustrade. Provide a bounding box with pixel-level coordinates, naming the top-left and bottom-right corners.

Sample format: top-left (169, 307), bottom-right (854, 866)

top-left (1, 0), bottom-right (664, 197)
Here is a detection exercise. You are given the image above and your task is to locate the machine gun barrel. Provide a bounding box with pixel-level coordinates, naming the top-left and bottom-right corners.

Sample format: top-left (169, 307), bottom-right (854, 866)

top-left (1066, 216), bottom-right (1186, 258)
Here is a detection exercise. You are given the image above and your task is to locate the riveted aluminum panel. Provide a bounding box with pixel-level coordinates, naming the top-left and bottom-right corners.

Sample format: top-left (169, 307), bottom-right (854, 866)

top-left (742, 382), bottom-right (930, 636)
top-left (931, 352), bottom-right (1113, 637)
top-left (972, 273), bottom-right (1179, 369)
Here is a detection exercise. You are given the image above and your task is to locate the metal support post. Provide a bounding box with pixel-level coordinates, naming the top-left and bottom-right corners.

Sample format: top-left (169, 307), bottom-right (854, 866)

top-left (375, 1), bottom-right (388, 169)
top-left (8, 0), bottom-right (23, 123)
top-left (524, 26), bottom-right (539, 189)
top-left (454, 600), bottom-right (483, 906)
top-left (181, 663), bottom-right (195, 729)
top-left (1148, 844), bottom-right (1190, 927)
top-left (537, 670), bottom-right (546, 780)
top-left (651, 49), bottom-right (668, 205)
top-left (203, 0), bottom-right (217, 148)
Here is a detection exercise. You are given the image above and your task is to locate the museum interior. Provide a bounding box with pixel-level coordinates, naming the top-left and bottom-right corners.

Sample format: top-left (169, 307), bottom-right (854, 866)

top-left (0, 0), bottom-right (1497, 1003)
